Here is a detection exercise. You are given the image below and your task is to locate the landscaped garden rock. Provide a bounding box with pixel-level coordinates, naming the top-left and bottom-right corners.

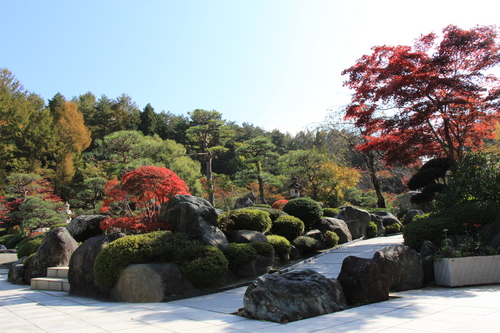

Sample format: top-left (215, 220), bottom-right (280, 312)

top-left (314, 217), bottom-right (352, 244)
top-left (231, 230), bottom-right (268, 243)
top-left (403, 209), bottom-right (424, 226)
top-left (159, 195), bottom-right (228, 250)
top-left (243, 269), bottom-right (346, 323)
top-left (399, 191), bottom-right (429, 214)
top-left (234, 192), bottom-right (257, 209)
top-left (419, 240), bottom-right (438, 284)
top-left (337, 255), bottom-right (392, 305)
top-left (68, 233), bottom-right (125, 297)
top-left (24, 227), bottom-right (78, 283)
top-left (67, 215), bottom-right (107, 242)
top-left (235, 254), bottom-right (274, 278)
top-left (335, 206), bottom-right (370, 239)
top-left (7, 256), bottom-right (26, 284)
top-left (373, 211), bottom-right (401, 227)
top-left (373, 245), bottom-right (423, 291)
top-left (370, 214), bottom-right (386, 236)
top-left (110, 263), bottom-right (196, 302)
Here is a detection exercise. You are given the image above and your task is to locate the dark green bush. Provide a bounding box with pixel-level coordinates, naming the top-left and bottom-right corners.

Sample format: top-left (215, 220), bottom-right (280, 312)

top-left (181, 246), bottom-right (229, 289)
top-left (403, 215), bottom-right (459, 250)
top-left (323, 208), bottom-right (341, 217)
top-left (366, 221), bottom-right (378, 239)
top-left (0, 233), bottom-right (25, 249)
top-left (224, 243), bottom-right (257, 272)
top-left (227, 208), bottom-right (272, 233)
top-left (249, 241), bottom-right (274, 258)
top-left (283, 197), bottom-right (323, 230)
top-left (267, 235), bottom-right (291, 260)
top-left (50, 223), bottom-right (68, 229)
top-left (324, 231), bottom-right (339, 248)
top-left (245, 206), bottom-right (289, 221)
top-left (16, 236), bottom-right (44, 259)
top-left (254, 204), bottom-right (272, 208)
top-left (293, 236), bottom-right (322, 255)
top-left (93, 231), bottom-right (206, 289)
top-left (270, 215), bottom-right (305, 242)
top-left (385, 223), bottom-right (401, 234)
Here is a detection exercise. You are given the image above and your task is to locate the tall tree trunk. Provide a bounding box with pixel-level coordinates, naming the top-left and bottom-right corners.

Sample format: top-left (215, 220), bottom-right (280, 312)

top-left (367, 151), bottom-right (386, 208)
top-left (206, 157), bottom-right (214, 206)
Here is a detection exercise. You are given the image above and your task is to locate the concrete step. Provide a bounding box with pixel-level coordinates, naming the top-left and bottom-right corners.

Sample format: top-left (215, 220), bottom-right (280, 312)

top-left (47, 266), bottom-right (69, 278)
top-left (31, 267), bottom-right (70, 292)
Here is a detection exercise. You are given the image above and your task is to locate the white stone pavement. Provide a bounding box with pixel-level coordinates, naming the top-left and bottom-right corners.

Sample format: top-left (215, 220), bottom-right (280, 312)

top-left (1, 234), bottom-right (500, 333)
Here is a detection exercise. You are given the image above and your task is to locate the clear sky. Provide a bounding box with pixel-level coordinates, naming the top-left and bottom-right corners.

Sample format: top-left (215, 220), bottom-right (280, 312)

top-left (1, 0), bottom-right (499, 134)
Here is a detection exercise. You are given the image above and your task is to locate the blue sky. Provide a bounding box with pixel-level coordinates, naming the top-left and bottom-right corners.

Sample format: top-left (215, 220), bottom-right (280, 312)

top-left (1, 0), bottom-right (499, 134)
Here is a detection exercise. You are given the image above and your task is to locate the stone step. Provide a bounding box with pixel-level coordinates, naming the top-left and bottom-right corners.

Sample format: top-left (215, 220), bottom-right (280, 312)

top-left (31, 277), bottom-right (70, 292)
top-left (47, 266), bottom-right (69, 278)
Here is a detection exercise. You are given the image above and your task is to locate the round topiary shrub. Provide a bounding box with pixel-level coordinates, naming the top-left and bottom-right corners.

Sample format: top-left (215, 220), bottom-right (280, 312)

top-left (228, 208), bottom-right (272, 233)
top-left (324, 231), bottom-right (339, 248)
top-left (270, 215), bottom-right (305, 242)
top-left (181, 246), bottom-right (229, 289)
top-left (249, 241), bottom-right (275, 258)
top-left (224, 243), bottom-right (257, 272)
top-left (283, 197), bottom-right (323, 230)
top-left (323, 208), bottom-right (341, 217)
top-left (245, 206), bottom-right (288, 222)
top-left (385, 223), bottom-right (401, 235)
top-left (366, 221), bottom-right (378, 239)
top-left (293, 236), bottom-right (322, 255)
top-left (267, 235), bottom-right (291, 261)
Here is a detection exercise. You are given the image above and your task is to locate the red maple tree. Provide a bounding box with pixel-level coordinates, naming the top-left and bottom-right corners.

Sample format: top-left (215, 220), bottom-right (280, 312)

top-left (342, 25), bottom-right (500, 165)
top-left (100, 166), bottom-right (190, 232)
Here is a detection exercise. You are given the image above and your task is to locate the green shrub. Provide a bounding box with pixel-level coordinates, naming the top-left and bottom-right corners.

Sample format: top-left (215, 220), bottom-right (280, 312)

top-left (249, 241), bottom-right (274, 258)
top-left (23, 253), bottom-right (35, 268)
top-left (181, 246), bottom-right (229, 289)
top-left (50, 223), bottom-right (68, 229)
top-left (323, 208), bottom-right (341, 217)
top-left (93, 231), bottom-right (205, 289)
top-left (254, 204), bottom-right (272, 208)
top-left (224, 243), bottom-right (257, 272)
top-left (385, 223), bottom-right (401, 234)
top-left (270, 215), bottom-right (305, 242)
top-left (324, 231), bottom-right (339, 248)
top-left (366, 221), bottom-right (378, 239)
top-left (227, 209), bottom-right (272, 233)
top-left (267, 235), bottom-right (291, 260)
top-left (283, 198), bottom-right (323, 230)
top-left (0, 233), bottom-right (25, 249)
top-left (293, 236), bottom-right (321, 255)
top-left (403, 215), bottom-right (459, 250)
top-left (245, 206), bottom-right (289, 221)
top-left (17, 236), bottom-right (44, 259)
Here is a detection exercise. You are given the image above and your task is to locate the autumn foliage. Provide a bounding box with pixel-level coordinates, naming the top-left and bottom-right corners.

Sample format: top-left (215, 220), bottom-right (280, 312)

top-left (100, 166), bottom-right (190, 232)
top-left (342, 25), bottom-right (500, 165)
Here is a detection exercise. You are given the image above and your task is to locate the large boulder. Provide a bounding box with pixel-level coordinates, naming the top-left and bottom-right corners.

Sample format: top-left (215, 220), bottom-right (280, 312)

top-left (67, 215), bottom-right (107, 242)
top-left (419, 240), bottom-right (438, 285)
top-left (8, 256), bottom-right (26, 284)
top-left (243, 269), bottom-right (346, 323)
top-left (230, 230), bottom-right (268, 243)
top-left (313, 218), bottom-right (352, 244)
top-left (337, 256), bottom-right (392, 305)
top-left (235, 254), bottom-right (274, 278)
top-left (335, 206), bottom-right (371, 239)
top-left (110, 263), bottom-right (196, 302)
top-left (373, 211), bottom-right (401, 227)
top-left (234, 192), bottom-right (257, 209)
top-left (373, 245), bottom-right (423, 291)
top-left (24, 227), bottom-right (78, 283)
top-left (159, 195), bottom-right (228, 250)
top-left (399, 191), bottom-right (429, 215)
top-left (403, 209), bottom-right (425, 226)
top-left (68, 233), bottom-right (125, 297)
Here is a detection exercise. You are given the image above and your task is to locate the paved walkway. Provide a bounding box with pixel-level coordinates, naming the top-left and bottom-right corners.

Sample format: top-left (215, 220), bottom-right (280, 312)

top-left (2, 234), bottom-right (500, 332)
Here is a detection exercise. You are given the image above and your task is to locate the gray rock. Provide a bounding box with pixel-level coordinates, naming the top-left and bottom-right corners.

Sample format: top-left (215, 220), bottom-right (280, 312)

top-left (403, 209), bottom-right (425, 226)
top-left (231, 230), bottom-right (268, 243)
top-left (373, 211), bottom-right (401, 227)
top-left (337, 255), bottom-right (392, 305)
top-left (370, 214), bottom-right (386, 236)
top-left (68, 233), bottom-right (125, 297)
top-left (373, 245), bottom-right (423, 291)
top-left (314, 218), bottom-right (352, 244)
top-left (159, 195), bottom-right (228, 251)
top-left (67, 215), bottom-right (107, 242)
top-left (420, 240), bottom-right (438, 284)
top-left (243, 269), bottom-right (346, 323)
top-left (8, 256), bottom-right (26, 284)
top-left (111, 263), bottom-right (196, 302)
top-left (234, 192), bottom-right (257, 209)
top-left (335, 206), bottom-right (371, 239)
top-left (399, 191), bottom-right (429, 215)
top-left (304, 229), bottom-right (327, 250)
top-left (235, 254), bottom-right (274, 278)
top-left (24, 227), bottom-right (78, 283)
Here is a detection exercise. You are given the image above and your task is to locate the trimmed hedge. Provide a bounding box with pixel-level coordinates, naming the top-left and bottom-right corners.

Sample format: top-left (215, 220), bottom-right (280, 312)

top-left (224, 243), bottom-right (257, 272)
top-left (249, 241), bottom-right (275, 258)
top-left (267, 235), bottom-right (291, 260)
top-left (227, 209), bottom-right (272, 233)
top-left (270, 215), bottom-right (305, 242)
top-left (181, 246), bottom-right (229, 288)
top-left (323, 208), bottom-right (341, 217)
top-left (283, 198), bottom-right (323, 230)
top-left (293, 236), bottom-right (322, 255)
top-left (324, 231), bottom-right (339, 248)
top-left (366, 221), bottom-right (378, 239)
top-left (245, 206), bottom-right (289, 222)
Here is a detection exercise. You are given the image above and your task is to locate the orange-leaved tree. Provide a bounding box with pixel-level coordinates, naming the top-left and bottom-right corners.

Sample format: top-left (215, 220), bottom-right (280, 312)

top-left (100, 166), bottom-right (190, 232)
top-left (342, 25), bottom-right (500, 165)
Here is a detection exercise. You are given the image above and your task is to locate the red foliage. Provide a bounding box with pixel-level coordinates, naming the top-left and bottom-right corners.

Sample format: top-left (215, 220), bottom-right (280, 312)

top-left (271, 199), bottom-right (288, 210)
top-left (342, 25), bottom-right (500, 165)
top-left (100, 166), bottom-right (190, 232)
